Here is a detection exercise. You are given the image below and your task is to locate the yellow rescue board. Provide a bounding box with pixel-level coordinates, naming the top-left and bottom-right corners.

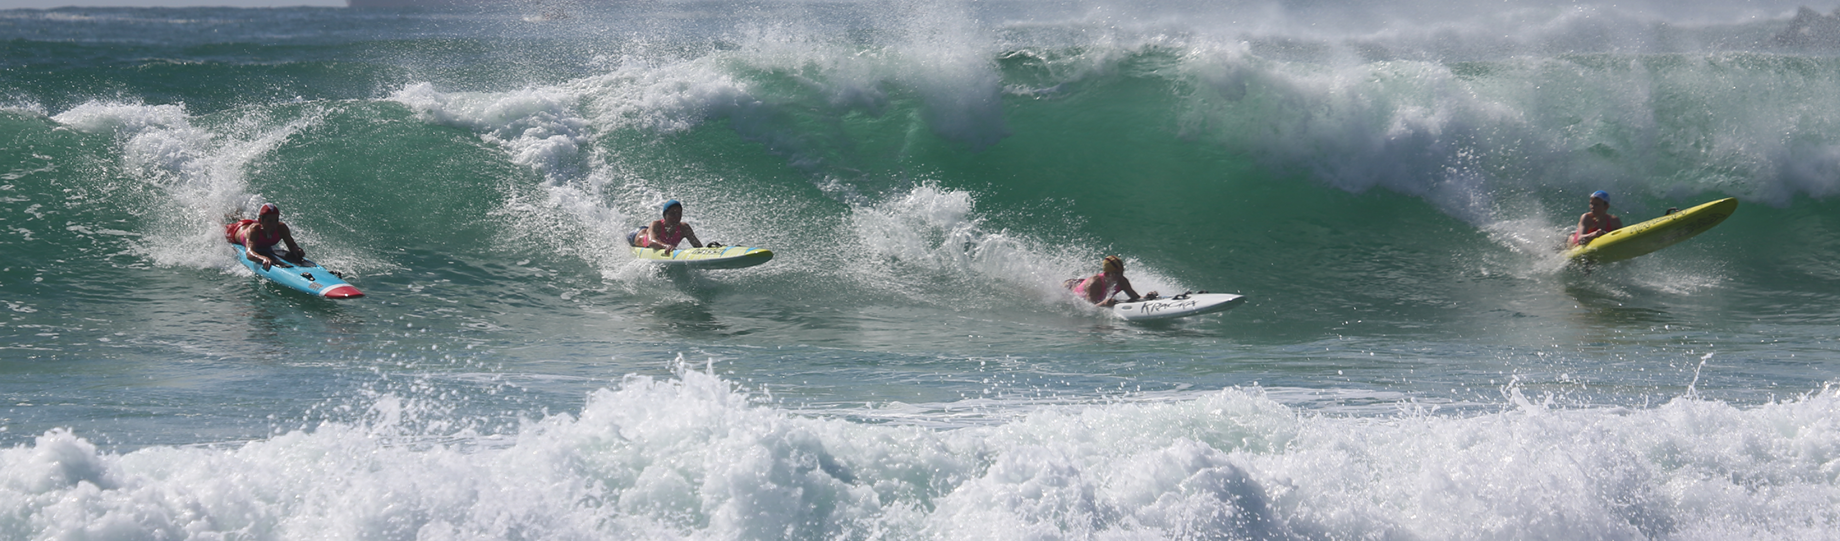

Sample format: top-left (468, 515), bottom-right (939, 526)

top-left (1565, 198), bottom-right (1737, 264)
top-left (632, 245), bottom-right (774, 269)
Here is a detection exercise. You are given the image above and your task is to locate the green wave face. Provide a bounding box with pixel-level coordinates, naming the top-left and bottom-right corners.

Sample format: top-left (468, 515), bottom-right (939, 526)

top-left (6, 2), bottom-right (1840, 346)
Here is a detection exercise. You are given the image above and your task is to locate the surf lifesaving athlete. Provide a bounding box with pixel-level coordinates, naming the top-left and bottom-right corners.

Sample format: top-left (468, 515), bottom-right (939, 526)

top-left (628, 199), bottom-right (710, 251)
top-left (1064, 255), bottom-right (1156, 307)
top-left (224, 203), bottom-right (306, 270)
top-left (1570, 190), bottom-right (1623, 247)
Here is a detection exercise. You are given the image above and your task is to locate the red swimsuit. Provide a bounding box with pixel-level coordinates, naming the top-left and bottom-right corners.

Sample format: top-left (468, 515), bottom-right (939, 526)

top-left (645, 220), bottom-right (687, 248)
top-left (224, 220), bottom-right (282, 248)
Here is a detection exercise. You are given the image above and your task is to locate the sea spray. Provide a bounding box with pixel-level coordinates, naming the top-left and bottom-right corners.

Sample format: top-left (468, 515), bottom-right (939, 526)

top-left (6, 4), bottom-right (1840, 539)
top-left (7, 368), bottom-right (1840, 539)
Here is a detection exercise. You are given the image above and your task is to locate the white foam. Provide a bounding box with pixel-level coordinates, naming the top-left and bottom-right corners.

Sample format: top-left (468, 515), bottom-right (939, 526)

top-left (390, 56), bottom-right (1152, 305)
top-left (6, 367), bottom-right (1838, 540)
top-left (1476, 215), bottom-right (1577, 278)
top-left (392, 83), bottom-right (592, 179)
top-left (1009, 2), bottom-right (1840, 219)
top-left (392, 83), bottom-right (642, 274)
top-left (883, 1), bottom-right (1009, 151)
top-left (0, 100), bottom-right (46, 117)
top-left (394, 73), bottom-right (788, 289)
top-left (569, 57), bottom-right (753, 136)
top-left (49, 101), bottom-right (323, 271)
top-left (387, 0), bottom-right (1836, 292)
top-left (1058, 0), bottom-right (1810, 44)
top-left (1172, 47), bottom-right (1535, 225)
top-left (844, 184), bottom-right (1188, 309)
top-left (1762, 142), bottom-right (1840, 206)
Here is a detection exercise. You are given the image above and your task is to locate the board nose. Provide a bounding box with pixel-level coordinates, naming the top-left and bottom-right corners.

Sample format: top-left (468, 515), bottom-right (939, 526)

top-left (321, 284), bottom-right (365, 299)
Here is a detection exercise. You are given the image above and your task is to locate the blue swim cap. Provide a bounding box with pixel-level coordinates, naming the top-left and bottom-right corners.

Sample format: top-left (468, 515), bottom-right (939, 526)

top-left (661, 199), bottom-right (682, 214)
top-left (1590, 190), bottom-right (1610, 203)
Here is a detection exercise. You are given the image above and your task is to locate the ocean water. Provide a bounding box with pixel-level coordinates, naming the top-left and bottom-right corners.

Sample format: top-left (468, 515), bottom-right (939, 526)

top-left (4, 0), bottom-right (1840, 538)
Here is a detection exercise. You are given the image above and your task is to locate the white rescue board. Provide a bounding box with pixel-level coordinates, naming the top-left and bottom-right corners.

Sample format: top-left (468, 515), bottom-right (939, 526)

top-left (1112, 292), bottom-right (1245, 321)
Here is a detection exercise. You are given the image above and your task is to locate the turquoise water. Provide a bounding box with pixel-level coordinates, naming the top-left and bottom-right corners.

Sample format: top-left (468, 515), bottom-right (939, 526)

top-left (4, 1), bottom-right (1840, 538)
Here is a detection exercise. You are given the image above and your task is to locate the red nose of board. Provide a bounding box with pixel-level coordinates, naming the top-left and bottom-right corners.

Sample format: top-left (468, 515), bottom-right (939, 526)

top-left (321, 285), bottom-right (365, 299)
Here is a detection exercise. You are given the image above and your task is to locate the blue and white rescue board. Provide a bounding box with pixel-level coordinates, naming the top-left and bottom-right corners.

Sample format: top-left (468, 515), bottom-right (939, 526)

top-left (632, 245), bottom-right (774, 269)
top-left (1113, 292), bottom-right (1246, 321)
top-left (232, 245), bottom-right (364, 299)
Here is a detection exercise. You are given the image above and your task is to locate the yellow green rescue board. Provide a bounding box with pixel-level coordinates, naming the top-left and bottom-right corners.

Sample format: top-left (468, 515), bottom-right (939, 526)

top-left (632, 245), bottom-right (774, 269)
top-left (1565, 198), bottom-right (1737, 264)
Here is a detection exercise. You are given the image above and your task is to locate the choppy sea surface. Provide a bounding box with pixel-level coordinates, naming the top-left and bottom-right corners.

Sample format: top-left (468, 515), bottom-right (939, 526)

top-left (5, 1), bottom-right (1840, 538)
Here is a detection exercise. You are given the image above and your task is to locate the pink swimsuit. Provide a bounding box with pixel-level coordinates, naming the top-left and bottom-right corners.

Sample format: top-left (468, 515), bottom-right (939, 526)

top-left (1074, 274), bottom-right (1123, 300)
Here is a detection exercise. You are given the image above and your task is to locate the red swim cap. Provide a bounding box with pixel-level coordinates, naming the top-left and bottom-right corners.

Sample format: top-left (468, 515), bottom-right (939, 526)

top-left (259, 203), bottom-right (280, 216)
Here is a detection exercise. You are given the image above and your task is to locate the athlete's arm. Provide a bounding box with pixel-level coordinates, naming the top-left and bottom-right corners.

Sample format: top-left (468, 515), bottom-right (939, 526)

top-left (279, 224), bottom-right (305, 261)
top-left (646, 220), bottom-right (671, 250)
top-left (1118, 276), bottom-right (1141, 301)
top-left (1575, 213), bottom-right (1603, 244)
top-left (242, 224), bottom-right (275, 268)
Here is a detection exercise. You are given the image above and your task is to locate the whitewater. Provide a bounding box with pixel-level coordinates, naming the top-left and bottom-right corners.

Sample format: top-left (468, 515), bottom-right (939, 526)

top-left (4, 0), bottom-right (1840, 538)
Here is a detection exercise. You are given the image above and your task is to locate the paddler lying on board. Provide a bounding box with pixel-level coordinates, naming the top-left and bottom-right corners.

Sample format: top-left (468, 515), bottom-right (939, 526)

top-left (1568, 190), bottom-right (1623, 248)
top-left (1063, 255), bottom-right (1157, 307)
top-left (626, 199), bottom-right (724, 251)
top-left (224, 203), bottom-right (306, 271)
